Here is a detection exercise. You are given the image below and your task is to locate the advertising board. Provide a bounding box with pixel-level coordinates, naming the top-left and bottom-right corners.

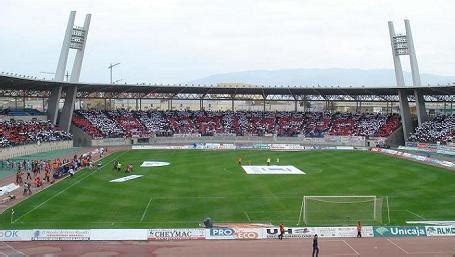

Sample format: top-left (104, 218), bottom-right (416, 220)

top-left (0, 230), bottom-right (32, 241)
top-left (31, 230), bottom-right (90, 240)
top-left (373, 226), bottom-right (427, 237)
top-left (148, 229), bottom-right (205, 240)
top-left (205, 227), bottom-right (264, 240)
top-left (425, 226), bottom-right (455, 237)
top-left (91, 229), bottom-right (147, 240)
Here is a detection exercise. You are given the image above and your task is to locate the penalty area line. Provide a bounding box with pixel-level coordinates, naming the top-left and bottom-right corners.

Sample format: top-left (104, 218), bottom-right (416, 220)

top-left (140, 196), bottom-right (153, 223)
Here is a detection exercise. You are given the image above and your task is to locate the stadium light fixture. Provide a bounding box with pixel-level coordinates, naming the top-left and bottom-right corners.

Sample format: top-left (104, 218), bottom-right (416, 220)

top-left (108, 62), bottom-right (120, 84)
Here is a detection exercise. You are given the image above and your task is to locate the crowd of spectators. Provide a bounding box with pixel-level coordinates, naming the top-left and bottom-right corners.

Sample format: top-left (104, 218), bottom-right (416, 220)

top-left (72, 109), bottom-right (401, 139)
top-left (107, 109), bottom-right (148, 138)
top-left (0, 119), bottom-right (72, 148)
top-left (73, 110), bottom-right (123, 139)
top-left (409, 114), bottom-right (455, 144)
top-left (136, 110), bottom-right (173, 136)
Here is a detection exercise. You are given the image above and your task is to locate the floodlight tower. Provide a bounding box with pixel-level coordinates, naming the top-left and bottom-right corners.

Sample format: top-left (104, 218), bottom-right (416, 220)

top-left (47, 11), bottom-right (91, 132)
top-left (388, 19), bottom-right (427, 141)
top-left (108, 62), bottom-right (121, 84)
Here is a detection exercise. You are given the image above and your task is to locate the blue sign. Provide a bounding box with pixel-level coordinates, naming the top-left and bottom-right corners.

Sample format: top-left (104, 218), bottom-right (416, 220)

top-left (209, 228), bottom-right (235, 237)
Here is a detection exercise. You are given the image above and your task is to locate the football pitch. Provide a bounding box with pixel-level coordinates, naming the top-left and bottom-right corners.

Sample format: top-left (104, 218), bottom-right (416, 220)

top-left (1, 149), bottom-right (454, 229)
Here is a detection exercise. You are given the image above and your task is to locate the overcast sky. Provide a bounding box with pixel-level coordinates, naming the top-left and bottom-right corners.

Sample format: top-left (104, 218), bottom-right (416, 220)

top-left (0, 0), bottom-right (454, 84)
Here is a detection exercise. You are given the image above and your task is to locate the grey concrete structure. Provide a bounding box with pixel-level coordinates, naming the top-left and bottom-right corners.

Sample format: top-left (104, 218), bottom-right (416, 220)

top-left (47, 87), bottom-right (62, 124)
top-left (47, 11), bottom-right (91, 131)
top-left (414, 89), bottom-right (429, 126)
top-left (388, 21), bottom-right (405, 87)
top-left (388, 19), bottom-right (426, 140)
top-left (397, 90), bottom-right (414, 140)
top-left (405, 19), bottom-right (422, 88)
top-left (58, 13), bottom-right (91, 131)
top-left (59, 86), bottom-right (78, 132)
top-left (47, 11), bottom-right (76, 124)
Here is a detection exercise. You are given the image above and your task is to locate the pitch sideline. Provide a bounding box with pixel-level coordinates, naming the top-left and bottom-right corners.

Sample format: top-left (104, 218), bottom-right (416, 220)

top-left (12, 150), bottom-right (129, 223)
top-left (140, 196), bottom-right (153, 223)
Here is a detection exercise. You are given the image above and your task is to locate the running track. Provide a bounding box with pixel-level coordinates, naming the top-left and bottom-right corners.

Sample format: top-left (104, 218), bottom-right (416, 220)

top-left (0, 237), bottom-right (454, 256)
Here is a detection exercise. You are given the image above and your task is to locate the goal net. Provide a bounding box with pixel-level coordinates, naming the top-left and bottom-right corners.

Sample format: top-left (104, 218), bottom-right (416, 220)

top-left (301, 196), bottom-right (384, 226)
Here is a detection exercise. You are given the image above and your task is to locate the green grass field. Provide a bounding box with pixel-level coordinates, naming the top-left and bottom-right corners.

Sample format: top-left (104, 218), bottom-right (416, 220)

top-left (1, 149), bottom-right (454, 229)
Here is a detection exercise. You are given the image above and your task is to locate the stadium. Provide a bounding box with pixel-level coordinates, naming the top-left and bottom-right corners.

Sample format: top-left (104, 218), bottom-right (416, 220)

top-left (0, 3), bottom-right (454, 257)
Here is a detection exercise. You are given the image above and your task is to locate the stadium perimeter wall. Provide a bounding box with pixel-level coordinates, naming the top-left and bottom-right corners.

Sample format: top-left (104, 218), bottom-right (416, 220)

top-left (0, 141), bottom-right (73, 160)
top-left (149, 135), bottom-right (368, 146)
top-left (73, 134), bottom-right (371, 147)
top-left (0, 225), bottom-right (453, 241)
top-left (0, 115), bottom-right (47, 122)
top-left (70, 125), bottom-right (93, 147)
top-left (402, 142), bottom-right (455, 155)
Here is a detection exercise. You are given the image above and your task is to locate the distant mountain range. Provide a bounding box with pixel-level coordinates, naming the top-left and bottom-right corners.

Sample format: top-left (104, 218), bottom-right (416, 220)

top-left (188, 68), bottom-right (455, 87)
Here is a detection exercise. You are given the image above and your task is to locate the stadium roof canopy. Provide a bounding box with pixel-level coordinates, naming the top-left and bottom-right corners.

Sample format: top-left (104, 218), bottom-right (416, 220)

top-left (1, 75), bottom-right (455, 101)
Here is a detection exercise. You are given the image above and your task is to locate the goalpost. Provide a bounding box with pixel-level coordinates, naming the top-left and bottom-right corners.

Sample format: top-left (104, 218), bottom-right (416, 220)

top-left (299, 196), bottom-right (384, 226)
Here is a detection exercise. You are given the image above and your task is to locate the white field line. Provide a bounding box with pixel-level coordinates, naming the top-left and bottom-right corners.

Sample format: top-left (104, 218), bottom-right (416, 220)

top-left (246, 196), bottom-right (301, 199)
top-left (387, 238), bottom-right (409, 254)
top-left (297, 195), bottom-right (304, 225)
top-left (152, 196), bottom-right (226, 199)
top-left (406, 210), bottom-right (425, 220)
top-left (0, 241), bottom-right (27, 256)
top-left (391, 209), bottom-right (426, 220)
top-left (0, 250), bottom-right (7, 257)
top-left (12, 220), bottom-right (205, 224)
top-left (342, 240), bottom-right (360, 256)
top-left (13, 151), bottom-right (128, 223)
top-left (408, 251), bottom-right (448, 255)
top-left (315, 254), bottom-right (357, 256)
top-left (386, 196), bottom-right (391, 224)
top-left (244, 211), bottom-right (251, 222)
top-left (140, 196), bottom-right (153, 223)
top-left (406, 220), bottom-right (455, 225)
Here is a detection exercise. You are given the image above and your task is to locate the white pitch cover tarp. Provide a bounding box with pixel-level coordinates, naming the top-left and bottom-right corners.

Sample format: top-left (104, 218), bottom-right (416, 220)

top-left (31, 230), bottom-right (90, 241)
top-left (0, 230), bottom-right (33, 241)
top-left (140, 161), bottom-right (170, 167)
top-left (335, 146), bottom-right (355, 150)
top-left (242, 166), bottom-right (305, 175)
top-left (148, 229), bottom-right (205, 240)
top-left (90, 229), bottom-right (148, 240)
top-left (0, 183), bottom-right (20, 196)
top-left (109, 175), bottom-right (143, 182)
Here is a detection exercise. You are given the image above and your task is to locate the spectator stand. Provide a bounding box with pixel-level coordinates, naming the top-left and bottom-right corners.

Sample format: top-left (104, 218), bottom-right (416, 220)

top-left (73, 110), bottom-right (401, 140)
